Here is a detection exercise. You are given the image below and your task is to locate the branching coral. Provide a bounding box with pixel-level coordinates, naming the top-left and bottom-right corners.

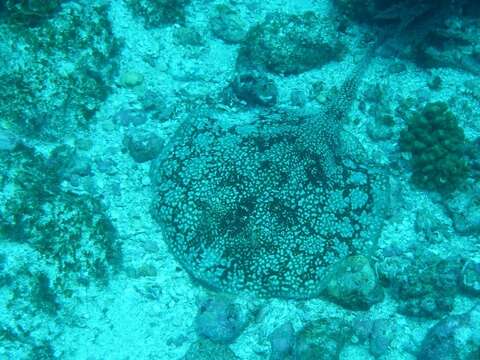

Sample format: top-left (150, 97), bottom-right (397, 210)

top-left (399, 101), bottom-right (469, 193)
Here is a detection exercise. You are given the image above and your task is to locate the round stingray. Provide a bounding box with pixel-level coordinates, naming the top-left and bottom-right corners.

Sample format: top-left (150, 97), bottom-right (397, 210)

top-left (151, 112), bottom-right (389, 299)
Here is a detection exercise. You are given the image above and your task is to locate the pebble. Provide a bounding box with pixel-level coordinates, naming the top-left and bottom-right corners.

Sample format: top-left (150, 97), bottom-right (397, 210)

top-left (119, 71), bottom-right (144, 88)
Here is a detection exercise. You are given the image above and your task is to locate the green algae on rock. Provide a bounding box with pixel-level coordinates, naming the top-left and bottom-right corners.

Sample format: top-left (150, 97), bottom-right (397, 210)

top-left (0, 3), bottom-right (120, 140)
top-left (4, 0), bottom-right (62, 25)
top-left (0, 144), bottom-right (122, 292)
top-left (237, 12), bottom-right (344, 75)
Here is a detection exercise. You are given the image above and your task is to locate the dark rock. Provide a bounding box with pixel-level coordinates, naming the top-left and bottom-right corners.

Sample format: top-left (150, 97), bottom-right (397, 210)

top-left (398, 294), bottom-right (453, 319)
top-left (210, 4), bottom-right (248, 44)
top-left (269, 322), bottom-right (296, 360)
top-left (0, 4), bottom-right (119, 140)
top-left (379, 252), bottom-right (461, 319)
top-left (183, 339), bottom-right (239, 360)
top-left (5, 0), bottom-right (61, 24)
top-left (294, 318), bottom-right (352, 360)
top-left (366, 119), bottom-right (393, 141)
top-left (124, 129), bottom-right (163, 163)
top-left (47, 145), bottom-right (92, 180)
top-left (126, 0), bottom-right (190, 28)
top-left (369, 319), bottom-right (393, 357)
top-left (194, 297), bottom-right (246, 344)
top-left (231, 72), bottom-right (277, 107)
top-left (388, 62), bottom-right (407, 74)
top-left (418, 305), bottom-right (480, 360)
top-left (446, 190), bottom-right (480, 236)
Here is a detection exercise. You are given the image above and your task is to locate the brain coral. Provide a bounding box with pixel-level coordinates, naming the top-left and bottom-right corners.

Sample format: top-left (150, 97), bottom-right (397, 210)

top-left (151, 108), bottom-right (389, 299)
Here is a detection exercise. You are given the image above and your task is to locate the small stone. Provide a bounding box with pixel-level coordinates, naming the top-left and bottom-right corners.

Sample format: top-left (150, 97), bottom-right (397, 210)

top-left (113, 108), bottom-right (148, 127)
top-left (352, 317), bottom-right (374, 343)
top-left (427, 75), bottom-right (442, 90)
top-left (142, 240), bottom-right (160, 253)
top-left (48, 145), bottom-right (92, 180)
top-left (120, 71), bottom-right (144, 88)
top-left (141, 177), bottom-right (151, 186)
top-left (75, 138), bottom-right (93, 151)
top-left (135, 263), bottom-right (157, 278)
top-left (174, 26), bottom-right (204, 46)
top-left (95, 158), bottom-right (118, 175)
top-left (388, 62), bottom-right (407, 74)
top-left (139, 91), bottom-right (173, 122)
top-left (0, 128), bottom-right (19, 151)
top-left (102, 121), bottom-right (115, 132)
top-left (290, 89), bottom-right (307, 107)
top-left (460, 260), bottom-right (480, 296)
top-left (366, 121), bottom-right (393, 141)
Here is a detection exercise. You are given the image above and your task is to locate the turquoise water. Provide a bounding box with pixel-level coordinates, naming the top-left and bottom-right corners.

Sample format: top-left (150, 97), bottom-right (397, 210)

top-left (0, 0), bottom-right (479, 359)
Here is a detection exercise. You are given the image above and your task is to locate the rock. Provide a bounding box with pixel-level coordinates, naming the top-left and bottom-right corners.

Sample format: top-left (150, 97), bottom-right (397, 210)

top-left (183, 339), bottom-right (239, 360)
top-left (378, 251), bottom-right (461, 319)
top-left (194, 297), bottom-right (246, 344)
top-left (47, 145), bottom-right (92, 180)
top-left (414, 207), bottom-right (449, 243)
top-left (269, 322), bottom-right (296, 360)
top-left (126, 0), bottom-right (190, 28)
top-left (210, 4), bottom-right (248, 44)
top-left (5, 0), bottom-right (61, 24)
top-left (418, 305), bottom-right (480, 360)
top-left (124, 129), bottom-right (163, 163)
top-left (0, 127), bottom-right (19, 151)
top-left (294, 318), bottom-right (352, 360)
top-left (446, 190), bottom-right (480, 236)
top-left (366, 115), bottom-right (394, 141)
top-left (369, 319), bottom-right (393, 357)
top-left (323, 255), bottom-right (384, 310)
top-left (352, 317), bottom-right (374, 344)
